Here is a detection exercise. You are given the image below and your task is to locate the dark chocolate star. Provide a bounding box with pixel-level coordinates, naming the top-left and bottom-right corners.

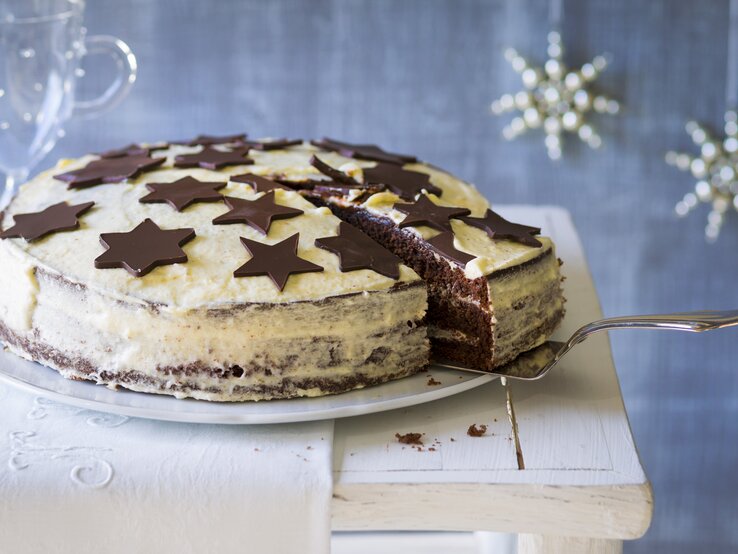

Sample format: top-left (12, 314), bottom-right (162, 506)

top-left (99, 144), bottom-right (150, 158)
top-left (94, 219), bottom-right (195, 277)
top-left (315, 222), bottom-right (402, 279)
top-left (212, 192), bottom-right (303, 235)
top-left (426, 232), bottom-right (475, 268)
top-left (241, 138), bottom-right (302, 151)
top-left (98, 143), bottom-right (169, 159)
top-left (231, 173), bottom-right (294, 192)
top-left (364, 162), bottom-right (442, 200)
top-left (139, 177), bottom-right (227, 211)
top-left (174, 146), bottom-right (254, 170)
top-left (177, 133), bottom-right (247, 146)
top-left (54, 155), bottom-right (165, 189)
top-left (393, 195), bottom-right (470, 232)
top-left (312, 138), bottom-right (417, 165)
top-left (309, 156), bottom-right (368, 188)
top-left (459, 209), bottom-right (542, 248)
top-left (234, 234), bottom-right (323, 291)
top-left (0, 201), bottom-right (95, 242)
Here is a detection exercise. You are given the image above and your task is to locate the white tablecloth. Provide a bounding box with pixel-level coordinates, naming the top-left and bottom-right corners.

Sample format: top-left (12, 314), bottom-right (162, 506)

top-left (0, 383), bottom-right (334, 554)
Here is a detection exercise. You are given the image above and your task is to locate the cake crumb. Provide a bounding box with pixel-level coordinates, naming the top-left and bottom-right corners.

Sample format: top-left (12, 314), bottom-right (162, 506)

top-left (467, 424), bottom-right (488, 437)
top-left (307, 446), bottom-right (313, 450)
top-left (395, 432), bottom-right (423, 445)
top-left (427, 377), bottom-right (441, 386)
top-left (254, 448), bottom-right (260, 452)
top-left (450, 437), bottom-right (456, 442)
top-left (428, 447), bottom-right (436, 451)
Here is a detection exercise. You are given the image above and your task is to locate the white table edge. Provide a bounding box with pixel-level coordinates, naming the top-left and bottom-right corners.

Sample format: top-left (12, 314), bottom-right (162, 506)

top-left (331, 480), bottom-right (653, 539)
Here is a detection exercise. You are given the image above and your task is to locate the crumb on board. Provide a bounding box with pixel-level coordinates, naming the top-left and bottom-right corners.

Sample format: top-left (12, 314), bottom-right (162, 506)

top-left (427, 377), bottom-right (442, 386)
top-left (395, 432), bottom-right (424, 445)
top-left (467, 424), bottom-right (488, 437)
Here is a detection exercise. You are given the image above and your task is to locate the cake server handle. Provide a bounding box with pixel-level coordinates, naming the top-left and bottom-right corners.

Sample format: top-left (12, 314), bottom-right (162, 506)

top-left (533, 309), bottom-right (738, 379)
top-left (568, 309), bottom-right (738, 345)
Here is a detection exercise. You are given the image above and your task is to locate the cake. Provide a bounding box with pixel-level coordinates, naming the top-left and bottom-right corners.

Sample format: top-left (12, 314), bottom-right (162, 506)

top-left (0, 135), bottom-right (565, 401)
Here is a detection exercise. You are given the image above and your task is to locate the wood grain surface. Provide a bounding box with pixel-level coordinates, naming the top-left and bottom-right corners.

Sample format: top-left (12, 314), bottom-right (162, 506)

top-left (39, 1), bottom-right (738, 552)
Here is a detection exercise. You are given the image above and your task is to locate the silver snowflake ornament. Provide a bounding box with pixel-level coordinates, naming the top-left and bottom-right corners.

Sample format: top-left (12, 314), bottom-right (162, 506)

top-left (491, 31), bottom-right (620, 160)
top-left (666, 112), bottom-right (738, 241)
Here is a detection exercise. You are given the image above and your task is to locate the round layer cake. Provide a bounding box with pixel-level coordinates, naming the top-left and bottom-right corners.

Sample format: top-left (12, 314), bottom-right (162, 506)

top-left (0, 135), bottom-right (565, 401)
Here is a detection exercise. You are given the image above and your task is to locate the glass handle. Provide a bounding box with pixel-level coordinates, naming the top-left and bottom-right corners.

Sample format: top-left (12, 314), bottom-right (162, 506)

top-left (73, 35), bottom-right (137, 119)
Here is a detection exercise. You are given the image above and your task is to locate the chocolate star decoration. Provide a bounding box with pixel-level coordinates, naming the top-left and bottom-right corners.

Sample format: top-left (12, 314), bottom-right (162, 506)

top-left (393, 195), bottom-right (470, 232)
top-left (315, 222), bottom-right (402, 279)
top-left (0, 201), bottom-right (94, 242)
top-left (312, 138), bottom-right (417, 165)
top-left (426, 232), bottom-right (476, 268)
top-left (309, 156), bottom-right (368, 188)
top-left (241, 138), bottom-right (302, 151)
top-left (459, 209), bottom-right (542, 248)
top-left (94, 219), bottom-right (196, 277)
top-left (54, 155), bottom-right (165, 189)
top-left (99, 144), bottom-right (149, 158)
top-left (98, 143), bottom-right (169, 159)
top-left (139, 177), bottom-right (227, 211)
top-left (213, 192), bottom-right (303, 235)
top-left (310, 156), bottom-right (438, 200)
top-left (231, 173), bottom-right (294, 193)
top-left (174, 146), bottom-right (253, 170)
top-left (177, 133), bottom-right (247, 146)
top-left (234, 234), bottom-right (323, 291)
top-left (364, 162), bottom-right (442, 200)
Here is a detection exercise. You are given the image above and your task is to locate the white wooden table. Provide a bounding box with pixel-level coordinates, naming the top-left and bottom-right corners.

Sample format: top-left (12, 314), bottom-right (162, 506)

top-left (330, 206), bottom-right (653, 553)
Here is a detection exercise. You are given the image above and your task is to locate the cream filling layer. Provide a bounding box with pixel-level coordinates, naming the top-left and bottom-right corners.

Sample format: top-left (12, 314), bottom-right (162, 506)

top-left (488, 248), bottom-right (565, 365)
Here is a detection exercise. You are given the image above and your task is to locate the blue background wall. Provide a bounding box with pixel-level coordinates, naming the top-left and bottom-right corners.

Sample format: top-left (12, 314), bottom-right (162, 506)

top-left (45, 1), bottom-right (738, 552)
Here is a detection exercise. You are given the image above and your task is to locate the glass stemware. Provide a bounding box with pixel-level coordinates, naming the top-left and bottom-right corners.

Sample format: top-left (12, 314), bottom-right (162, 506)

top-left (0, 0), bottom-right (137, 208)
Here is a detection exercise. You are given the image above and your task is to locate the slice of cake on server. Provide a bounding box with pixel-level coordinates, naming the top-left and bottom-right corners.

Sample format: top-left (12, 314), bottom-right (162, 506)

top-left (0, 134), bottom-right (564, 401)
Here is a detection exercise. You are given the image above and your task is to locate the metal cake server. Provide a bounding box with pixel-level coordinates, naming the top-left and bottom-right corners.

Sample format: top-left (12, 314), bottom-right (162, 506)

top-left (434, 309), bottom-right (738, 381)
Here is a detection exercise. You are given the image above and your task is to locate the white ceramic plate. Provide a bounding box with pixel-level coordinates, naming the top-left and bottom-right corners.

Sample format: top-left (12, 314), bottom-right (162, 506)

top-left (0, 347), bottom-right (495, 424)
